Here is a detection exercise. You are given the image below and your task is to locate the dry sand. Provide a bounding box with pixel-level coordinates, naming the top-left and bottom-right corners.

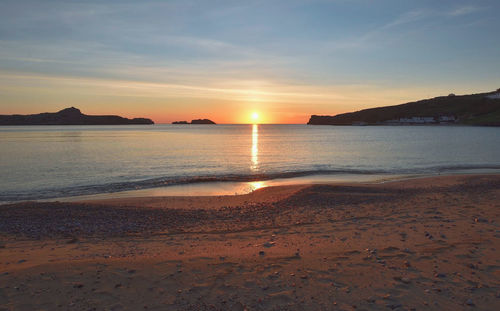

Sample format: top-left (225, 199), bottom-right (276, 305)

top-left (0, 174), bottom-right (499, 310)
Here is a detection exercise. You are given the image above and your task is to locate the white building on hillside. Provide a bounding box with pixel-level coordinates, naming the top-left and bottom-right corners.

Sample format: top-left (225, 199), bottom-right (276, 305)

top-left (486, 92), bottom-right (500, 99)
top-left (398, 117), bottom-right (435, 124)
top-left (439, 116), bottom-right (456, 122)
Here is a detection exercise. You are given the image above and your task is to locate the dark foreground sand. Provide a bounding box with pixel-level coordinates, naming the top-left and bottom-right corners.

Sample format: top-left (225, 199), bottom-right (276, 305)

top-left (0, 175), bottom-right (499, 310)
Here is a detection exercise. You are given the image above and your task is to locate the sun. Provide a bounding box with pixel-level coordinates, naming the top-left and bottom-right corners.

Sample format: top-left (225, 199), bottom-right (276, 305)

top-left (251, 112), bottom-right (259, 122)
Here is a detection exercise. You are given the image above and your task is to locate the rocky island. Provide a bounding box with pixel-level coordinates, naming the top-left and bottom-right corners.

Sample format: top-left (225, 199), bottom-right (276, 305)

top-left (308, 89), bottom-right (500, 126)
top-left (0, 107), bottom-right (154, 125)
top-left (172, 119), bottom-right (216, 124)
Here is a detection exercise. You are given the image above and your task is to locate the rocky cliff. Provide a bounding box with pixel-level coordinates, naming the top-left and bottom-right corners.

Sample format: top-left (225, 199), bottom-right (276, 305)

top-left (0, 107), bottom-right (154, 125)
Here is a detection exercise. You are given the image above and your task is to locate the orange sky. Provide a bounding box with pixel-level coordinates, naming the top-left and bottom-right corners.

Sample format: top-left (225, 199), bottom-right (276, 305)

top-left (1, 71), bottom-right (495, 124)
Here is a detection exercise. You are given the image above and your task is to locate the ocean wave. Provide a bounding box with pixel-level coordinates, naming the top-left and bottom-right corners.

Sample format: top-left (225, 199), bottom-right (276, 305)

top-left (2, 165), bottom-right (500, 203)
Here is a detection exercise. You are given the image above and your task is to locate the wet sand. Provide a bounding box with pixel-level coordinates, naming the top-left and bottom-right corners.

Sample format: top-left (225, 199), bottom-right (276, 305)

top-left (0, 174), bottom-right (499, 310)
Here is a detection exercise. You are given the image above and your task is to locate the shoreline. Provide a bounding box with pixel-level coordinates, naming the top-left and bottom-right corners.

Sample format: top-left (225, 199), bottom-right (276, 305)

top-left (3, 168), bottom-right (499, 205)
top-left (1, 174), bottom-right (499, 310)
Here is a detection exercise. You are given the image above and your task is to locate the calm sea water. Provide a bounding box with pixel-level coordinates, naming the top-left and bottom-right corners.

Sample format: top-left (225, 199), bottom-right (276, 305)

top-left (1, 124), bottom-right (499, 202)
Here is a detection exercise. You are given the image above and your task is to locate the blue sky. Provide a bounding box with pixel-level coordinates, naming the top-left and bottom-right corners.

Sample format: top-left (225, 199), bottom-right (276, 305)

top-left (0, 0), bottom-right (499, 123)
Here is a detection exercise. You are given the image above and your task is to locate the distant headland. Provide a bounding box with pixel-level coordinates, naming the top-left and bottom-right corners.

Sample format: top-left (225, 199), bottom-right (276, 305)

top-left (0, 107), bottom-right (154, 125)
top-left (172, 119), bottom-right (216, 125)
top-left (308, 89), bottom-right (500, 126)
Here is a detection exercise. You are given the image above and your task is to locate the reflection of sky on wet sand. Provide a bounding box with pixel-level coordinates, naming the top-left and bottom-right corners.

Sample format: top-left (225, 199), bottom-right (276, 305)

top-left (248, 181), bottom-right (265, 192)
top-left (54, 174), bottom-right (408, 202)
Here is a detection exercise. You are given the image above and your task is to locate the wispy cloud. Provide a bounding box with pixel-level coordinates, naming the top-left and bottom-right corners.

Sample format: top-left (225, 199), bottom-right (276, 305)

top-left (379, 9), bottom-right (433, 30)
top-left (0, 70), bottom-right (351, 104)
top-left (323, 3), bottom-right (485, 53)
top-left (1, 69), bottom-right (440, 111)
top-left (323, 9), bottom-right (433, 52)
top-left (448, 5), bottom-right (482, 17)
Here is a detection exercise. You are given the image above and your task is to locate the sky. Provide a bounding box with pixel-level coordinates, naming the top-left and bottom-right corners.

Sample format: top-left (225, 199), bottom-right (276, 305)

top-left (0, 0), bottom-right (499, 124)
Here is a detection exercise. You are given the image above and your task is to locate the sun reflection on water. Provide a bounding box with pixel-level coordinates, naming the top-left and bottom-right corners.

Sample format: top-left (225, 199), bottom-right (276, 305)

top-left (251, 124), bottom-right (258, 170)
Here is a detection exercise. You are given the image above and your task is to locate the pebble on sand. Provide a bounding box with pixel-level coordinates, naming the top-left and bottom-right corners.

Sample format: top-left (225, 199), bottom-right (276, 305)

top-left (465, 299), bottom-right (475, 306)
top-left (263, 241), bottom-right (275, 248)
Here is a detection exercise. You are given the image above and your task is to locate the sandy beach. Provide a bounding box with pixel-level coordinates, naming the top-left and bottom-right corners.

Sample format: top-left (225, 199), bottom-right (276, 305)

top-left (0, 174), bottom-right (499, 310)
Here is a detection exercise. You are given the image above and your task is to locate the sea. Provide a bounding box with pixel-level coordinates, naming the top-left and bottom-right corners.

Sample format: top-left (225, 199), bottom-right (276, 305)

top-left (1, 124), bottom-right (499, 203)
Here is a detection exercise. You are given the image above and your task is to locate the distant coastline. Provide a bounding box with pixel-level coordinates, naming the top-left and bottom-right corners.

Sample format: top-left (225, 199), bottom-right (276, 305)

top-left (308, 89), bottom-right (500, 126)
top-left (0, 107), bottom-right (154, 125)
top-left (172, 119), bottom-right (216, 124)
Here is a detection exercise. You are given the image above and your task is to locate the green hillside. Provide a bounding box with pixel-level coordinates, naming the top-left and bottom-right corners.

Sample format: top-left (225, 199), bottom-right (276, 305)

top-left (308, 90), bottom-right (500, 126)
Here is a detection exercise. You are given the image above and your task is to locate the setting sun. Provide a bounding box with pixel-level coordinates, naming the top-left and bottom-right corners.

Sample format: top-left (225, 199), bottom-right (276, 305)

top-left (251, 112), bottom-right (259, 123)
